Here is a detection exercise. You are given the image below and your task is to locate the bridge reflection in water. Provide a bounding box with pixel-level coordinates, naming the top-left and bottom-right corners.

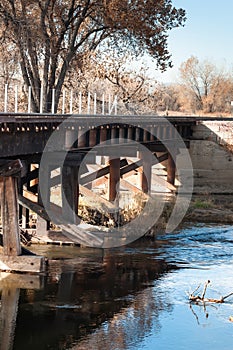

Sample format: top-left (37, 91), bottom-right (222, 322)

top-left (0, 244), bottom-right (174, 350)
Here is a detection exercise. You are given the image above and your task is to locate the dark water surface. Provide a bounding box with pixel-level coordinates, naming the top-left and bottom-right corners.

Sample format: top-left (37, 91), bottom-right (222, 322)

top-left (2, 223), bottom-right (233, 350)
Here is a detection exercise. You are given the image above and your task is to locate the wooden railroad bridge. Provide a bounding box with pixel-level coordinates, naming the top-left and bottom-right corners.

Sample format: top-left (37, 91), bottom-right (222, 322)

top-left (0, 113), bottom-right (228, 273)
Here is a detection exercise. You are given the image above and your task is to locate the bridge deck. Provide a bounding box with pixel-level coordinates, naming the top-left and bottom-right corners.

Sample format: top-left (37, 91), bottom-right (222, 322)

top-left (0, 113), bottom-right (199, 158)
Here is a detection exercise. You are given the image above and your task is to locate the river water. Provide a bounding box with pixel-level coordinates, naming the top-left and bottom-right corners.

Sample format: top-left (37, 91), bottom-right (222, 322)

top-left (2, 223), bottom-right (233, 350)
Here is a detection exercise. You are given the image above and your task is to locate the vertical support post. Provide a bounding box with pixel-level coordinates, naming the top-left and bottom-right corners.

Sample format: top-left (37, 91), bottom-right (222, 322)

top-left (21, 206), bottom-right (30, 229)
top-left (167, 152), bottom-right (176, 185)
top-left (139, 151), bottom-right (152, 194)
top-left (18, 181), bottom-right (30, 229)
top-left (37, 164), bottom-right (50, 236)
top-left (0, 176), bottom-right (22, 256)
top-left (65, 129), bottom-right (76, 149)
top-left (62, 166), bottom-right (79, 224)
top-left (109, 158), bottom-right (120, 203)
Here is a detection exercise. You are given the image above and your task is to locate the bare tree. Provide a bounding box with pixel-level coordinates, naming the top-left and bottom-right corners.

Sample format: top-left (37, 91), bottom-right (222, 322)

top-left (0, 0), bottom-right (186, 112)
top-left (179, 56), bottom-right (216, 111)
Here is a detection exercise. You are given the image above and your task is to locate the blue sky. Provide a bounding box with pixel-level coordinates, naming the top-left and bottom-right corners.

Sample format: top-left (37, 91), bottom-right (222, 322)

top-left (151, 0), bottom-right (233, 83)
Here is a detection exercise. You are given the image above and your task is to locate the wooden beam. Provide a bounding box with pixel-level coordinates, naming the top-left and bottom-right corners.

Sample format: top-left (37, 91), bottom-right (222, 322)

top-left (167, 153), bottom-right (176, 185)
top-left (0, 177), bottom-right (21, 256)
top-left (0, 272), bottom-right (43, 289)
top-left (126, 155), bottom-right (175, 192)
top-left (109, 158), bottom-right (120, 203)
top-left (120, 153), bottom-right (168, 177)
top-left (21, 167), bottom-right (39, 185)
top-left (139, 151), bottom-right (152, 194)
top-left (120, 178), bottom-right (148, 196)
top-left (18, 195), bottom-right (103, 247)
top-left (62, 166), bottom-right (79, 224)
top-left (87, 163), bottom-right (146, 196)
top-left (0, 159), bottom-right (22, 176)
top-left (80, 158), bottom-right (128, 185)
top-left (79, 185), bottom-right (118, 211)
top-left (152, 172), bottom-right (176, 191)
top-left (0, 256), bottom-right (45, 273)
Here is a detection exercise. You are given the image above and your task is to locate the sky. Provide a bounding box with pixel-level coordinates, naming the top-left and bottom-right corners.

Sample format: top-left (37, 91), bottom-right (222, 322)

top-left (150, 0), bottom-right (233, 83)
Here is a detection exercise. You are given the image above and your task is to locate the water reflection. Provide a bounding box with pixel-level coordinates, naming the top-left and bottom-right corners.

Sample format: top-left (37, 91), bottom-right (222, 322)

top-left (0, 274), bottom-right (43, 350)
top-left (8, 249), bottom-right (174, 350)
top-left (1, 224), bottom-right (233, 350)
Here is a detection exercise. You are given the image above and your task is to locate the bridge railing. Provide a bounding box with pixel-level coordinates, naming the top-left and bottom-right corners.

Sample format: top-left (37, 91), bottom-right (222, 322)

top-left (0, 84), bottom-right (118, 115)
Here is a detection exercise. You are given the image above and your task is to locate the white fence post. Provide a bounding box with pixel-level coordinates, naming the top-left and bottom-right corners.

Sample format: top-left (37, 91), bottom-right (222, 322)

top-left (108, 95), bottom-right (118, 115)
top-left (79, 92), bottom-right (82, 114)
top-left (114, 95), bottom-right (117, 115)
top-left (102, 93), bottom-right (105, 115)
top-left (0, 86), bottom-right (119, 115)
top-left (51, 89), bottom-right (55, 114)
top-left (28, 86), bottom-right (31, 113)
top-left (15, 85), bottom-right (18, 113)
top-left (40, 86), bottom-right (43, 114)
top-left (93, 93), bottom-right (97, 114)
top-left (87, 92), bottom-right (91, 114)
top-left (70, 90), bottom-right (73, 114)
top-left (4, 84), bottom-right (8, 112)
top-left (108, 94), bottom-right (111, 115)
top-left (62, 90), bottom-right (66, 114)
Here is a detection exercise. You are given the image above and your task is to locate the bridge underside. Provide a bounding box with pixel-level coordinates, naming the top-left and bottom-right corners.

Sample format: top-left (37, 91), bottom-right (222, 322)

top-left (0, 115), bottom-right (193, 273)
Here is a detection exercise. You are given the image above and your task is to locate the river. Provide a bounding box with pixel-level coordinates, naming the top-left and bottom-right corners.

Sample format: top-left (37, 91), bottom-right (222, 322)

top-left (1, 223), bottom-right (233, 350)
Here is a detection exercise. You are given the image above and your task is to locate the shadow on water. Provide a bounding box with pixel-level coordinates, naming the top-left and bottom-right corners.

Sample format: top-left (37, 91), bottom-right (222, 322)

top-left (1, 223), bottom-right (233, 350)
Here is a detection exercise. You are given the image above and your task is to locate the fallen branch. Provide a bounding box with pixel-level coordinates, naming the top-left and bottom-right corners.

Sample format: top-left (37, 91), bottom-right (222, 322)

top-left (189, 280), bottom-right (233, 304)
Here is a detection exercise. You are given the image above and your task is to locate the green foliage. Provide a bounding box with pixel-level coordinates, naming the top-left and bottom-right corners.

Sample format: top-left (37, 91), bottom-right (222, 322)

top-left (192, 198), bottom-right (214, 209)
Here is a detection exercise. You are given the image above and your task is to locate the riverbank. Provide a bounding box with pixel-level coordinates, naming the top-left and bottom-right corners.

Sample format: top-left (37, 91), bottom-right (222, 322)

top-left (146, 194), bottom-right (233, 236)
top-left (185, 195), bottom-right (233, 224)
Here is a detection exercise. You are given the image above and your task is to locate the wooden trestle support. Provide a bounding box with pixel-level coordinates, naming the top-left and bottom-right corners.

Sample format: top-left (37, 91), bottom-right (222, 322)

top-left (0, 147), bottom-right (177, 274)
top-left (0, 159), bottom-right (45, 273)
top-left (16, 149), bottom-right (176, 242)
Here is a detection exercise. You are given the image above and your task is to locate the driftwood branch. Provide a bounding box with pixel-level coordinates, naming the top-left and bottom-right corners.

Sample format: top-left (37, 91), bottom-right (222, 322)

top-left (189, 280), bottom-right (233, 304)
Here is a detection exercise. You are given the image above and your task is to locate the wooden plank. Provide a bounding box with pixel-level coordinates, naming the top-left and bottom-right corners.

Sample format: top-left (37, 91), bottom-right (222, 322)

top-left (120, 178), bottom-right (148, 196)
top-left (18, 194), bottom-right (51, 221)
top-left (0, 255), bottom-right (46, 273)
top-left (21, 167), bottom-right (39, 184)
top-left (18, 195), bottom-right (103, 247)
top-left (0, 272), bottom-right (43, 290)
top-left (86, 164), bottom-right (145, 195)
top-left (79, 185), bottom-right (118, 211)
top-left (0, 176), bottom-right (22, 256)
top-left (120, 153), bottom-right (168, 177)
top-left (0, 159), bottom-right (22, 176)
